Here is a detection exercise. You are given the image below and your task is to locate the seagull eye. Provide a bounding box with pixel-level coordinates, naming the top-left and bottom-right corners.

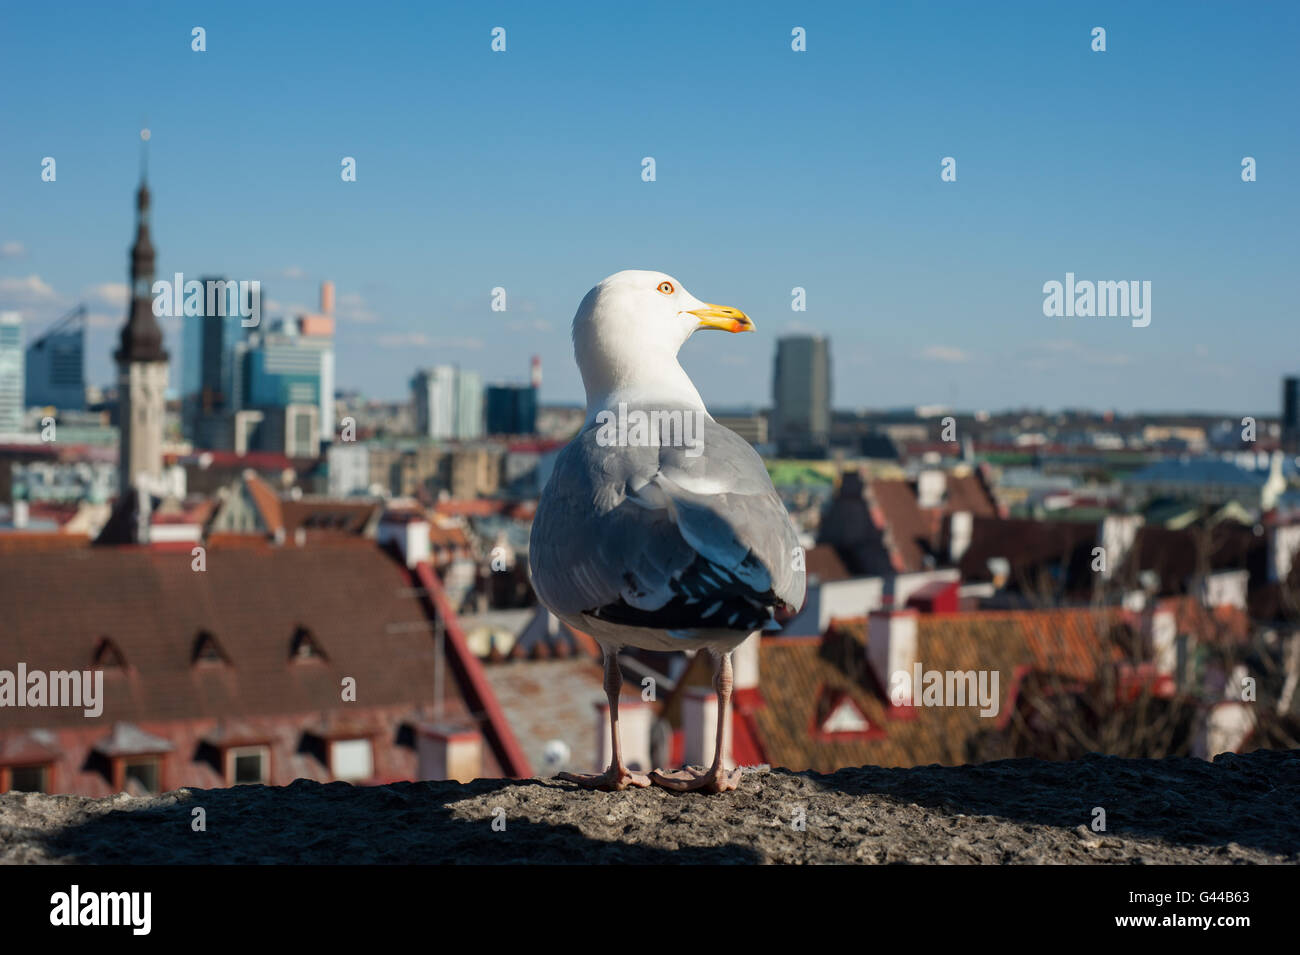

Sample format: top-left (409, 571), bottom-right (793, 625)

top-left (657, 281), bottom-right (674, 295)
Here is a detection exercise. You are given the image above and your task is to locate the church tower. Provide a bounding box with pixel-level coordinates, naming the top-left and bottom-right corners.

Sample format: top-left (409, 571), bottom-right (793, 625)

top-left (115, 168), bottom-right (169, 497)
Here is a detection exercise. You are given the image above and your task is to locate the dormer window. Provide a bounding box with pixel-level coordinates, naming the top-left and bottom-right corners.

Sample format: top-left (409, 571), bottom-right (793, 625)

top-left (92, 636), bottom-right (126, 670)
top-left (814, 686), bottom-right (873, 737)
top-left (290, 626), bottom-right (326, 662)
top-left (192, 630), bottom-right (230, 666)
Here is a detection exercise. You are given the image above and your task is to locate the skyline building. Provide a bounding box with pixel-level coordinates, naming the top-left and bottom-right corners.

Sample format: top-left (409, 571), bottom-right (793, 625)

top-left (0, 313), bottom-right (23, 434)
top-left (456, 368), bottom-right (484, 440)
top-left (236, 308), bottom-right (334, 450)
top-left (182, 277), bottom-right (247, 449)
top-left (772, 334), bottom-right (831, 457)
top-left (412, 365), bottom-right (483, 440)
top-left (1283, 376), bottom-right (1299, 454)
top-left (485, 384), bottom-right (537, 436)
top-left (24, 305), bottom-right (85, 412)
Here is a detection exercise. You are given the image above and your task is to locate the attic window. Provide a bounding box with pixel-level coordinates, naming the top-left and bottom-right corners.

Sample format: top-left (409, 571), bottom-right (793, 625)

top-left (290, 626), bottom-right (327, 662)
top-left (815, 687), bottom-right (872, 736)
top-left (92, 637), bottom-right (126, 670)
top-left (192, 630), bottom-right (230, 666)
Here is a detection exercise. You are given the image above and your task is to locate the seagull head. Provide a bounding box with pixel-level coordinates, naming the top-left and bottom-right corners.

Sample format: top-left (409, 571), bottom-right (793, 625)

top-left (572, 270), bottom-right (753, 410)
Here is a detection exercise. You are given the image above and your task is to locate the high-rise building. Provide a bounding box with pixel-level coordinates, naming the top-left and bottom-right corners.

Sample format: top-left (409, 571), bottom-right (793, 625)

top-left (1283, 376), bottom-right (1299, 453)
top-left (456, 369), bottom-right (484, 440)
top-left (115, 176), bottom-right (170, 495)
top-left (0, 313), bottom-right (23, 433)
top-left (412, 365), bottom-right (482, 440)
top-left (772, 335), bottom-right (831, 456)
top-left (181, 277), bottom-right (246, 449)
top-left (412, 366), bottom-right (457, 439)
top-left (237, 314), bottom-right (333, 450)
top-left (24, 306), bottom-right (85, 412)
top-left (485, 384), bottom-right (537, 435)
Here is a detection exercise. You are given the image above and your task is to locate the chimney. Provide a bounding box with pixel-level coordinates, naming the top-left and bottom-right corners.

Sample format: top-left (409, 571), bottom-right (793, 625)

top-left (1268, 523), bottom-right (1300, 583)
top-left (1097, 514), bottom-right (1143, 580)
top-left (595, 699), bottom-right (653, 773)
top-left (379, 513), bottom-right (431, 568)
top-left (949, 510), bottom-right (973, 563)
top-left (320, 280), bottom-right (334, 316)
top-left (12, 499), bottom-right (28, 529)
top-left (417, 725), bottom-right (482, 782)
top-left (917, 469), bottom-right (946, 509)
top-left (732, 634), bottom-right (760, 692)
top-left (867, 609), bottom-right (919, 703)
top-left (530, 355), bottom-right (542, 389)
top-left (1146, 601), bottom-right (1179, 684)
top-left (682, 686), bottom-right (734, 770)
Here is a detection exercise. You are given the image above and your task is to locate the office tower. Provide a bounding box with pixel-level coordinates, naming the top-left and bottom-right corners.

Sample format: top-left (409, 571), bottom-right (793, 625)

top-left (0, 313), bottom-right (23, 433)
top-left (1283, 376), bottom-right (1299, 453)
top-left (412, 366), bottom-right (457, 439)
top-left (456, 369), bottom-right (484, 440)
top-left (181, 277), bottom-right (246, 448)
top-left (237, 306), bottom-right (333, 451)
top-left (115, 175), bottom-right (170, 494)
top-left (772, 335), bottom-right (831, 456)
top-left (24, 306), bottom-right (85, 411)
top-left (485, 384), bottom-right (538, 435)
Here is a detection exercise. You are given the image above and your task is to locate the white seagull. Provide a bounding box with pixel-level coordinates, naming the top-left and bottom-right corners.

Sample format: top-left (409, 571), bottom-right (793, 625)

top-left (529, 270), bottom-right (806, 792)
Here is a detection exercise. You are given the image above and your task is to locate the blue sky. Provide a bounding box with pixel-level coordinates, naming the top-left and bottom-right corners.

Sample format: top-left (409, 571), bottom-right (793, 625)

top-left (1, 1), bottom-right (1297, 414)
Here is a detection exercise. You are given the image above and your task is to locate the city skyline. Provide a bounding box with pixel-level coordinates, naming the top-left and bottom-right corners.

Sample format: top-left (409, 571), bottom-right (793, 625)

top-left (1, 1), bottom-right (1297, 416)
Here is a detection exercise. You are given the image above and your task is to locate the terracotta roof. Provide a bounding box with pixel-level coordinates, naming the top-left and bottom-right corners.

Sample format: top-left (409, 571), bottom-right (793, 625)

top-left (244, 473), bottom-right (283, 534)
top-left (804, 544), bottom-right (851, 583)
top-left (280, 498), bottom-right (378, 538)
top-left (0, 532), bottom-right (90, 552)
top-left (867, 478), bottom-right (931, 572)
top-left (958, 516), bottom-right (1099, 596)
top-left (1119, 523), bottom-right (1263, 595)
top-left (946, 469), bottom-right (1000, 518)
top-left (481, 657), bottom-right (634, 775)
top-left (661, 606), bottom-right (1181, 772)
top-left (0, 543), bottom-right (518, 782)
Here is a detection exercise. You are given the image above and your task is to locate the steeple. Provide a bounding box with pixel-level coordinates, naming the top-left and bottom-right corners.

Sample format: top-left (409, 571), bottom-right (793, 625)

top-left (115, 131), bottom-right (167, 365)
top-left (112, 129), bottom-right (173, 517)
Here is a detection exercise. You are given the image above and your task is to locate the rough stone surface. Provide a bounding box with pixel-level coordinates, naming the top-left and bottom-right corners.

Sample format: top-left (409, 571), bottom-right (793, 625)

top-left (2, 750), bottom-right (1297, 864)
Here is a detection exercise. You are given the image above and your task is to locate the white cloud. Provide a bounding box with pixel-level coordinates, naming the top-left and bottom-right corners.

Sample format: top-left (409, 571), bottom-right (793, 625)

top-left (335, 290), bottom-right (378, 324)
top-left (0, 241), bottom-right (26, 259)
top-left (83, 282), bottom-right (129, 307)
top-left (0, 274), bottom-right (57, 303)
top-left (85, 312), bottom-right (120, 329)
top-left (921, 345), bottom-right (971, 363)
top-left (273, 266), bottom-right (309, 280)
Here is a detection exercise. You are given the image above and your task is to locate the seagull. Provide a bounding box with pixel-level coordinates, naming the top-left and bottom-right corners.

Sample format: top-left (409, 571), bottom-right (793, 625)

top-left (529, 270), bottom-right (806, 792)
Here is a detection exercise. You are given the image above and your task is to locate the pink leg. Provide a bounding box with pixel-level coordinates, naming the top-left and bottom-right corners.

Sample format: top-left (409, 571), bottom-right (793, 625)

top-left (558, 649), bottom-right (651, 791)
top-left (650, 650), bottom-right (743, 794)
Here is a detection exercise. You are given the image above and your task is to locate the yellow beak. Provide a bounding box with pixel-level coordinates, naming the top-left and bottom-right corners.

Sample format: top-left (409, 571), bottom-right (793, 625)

top-left (689, 304), bottom-right (754, 333)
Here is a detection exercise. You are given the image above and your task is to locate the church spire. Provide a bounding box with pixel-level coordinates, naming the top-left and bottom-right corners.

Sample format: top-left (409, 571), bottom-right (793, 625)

top-left (115, 128), bottom-right (167, 365)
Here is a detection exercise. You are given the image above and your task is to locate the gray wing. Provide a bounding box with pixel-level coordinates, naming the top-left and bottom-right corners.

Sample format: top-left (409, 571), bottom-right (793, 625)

top-left (529, 417), bottom-right (806, 632)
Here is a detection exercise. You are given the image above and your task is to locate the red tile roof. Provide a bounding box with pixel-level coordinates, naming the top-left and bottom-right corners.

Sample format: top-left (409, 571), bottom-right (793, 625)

top-left (0, 543), bottom-right (523, 778)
